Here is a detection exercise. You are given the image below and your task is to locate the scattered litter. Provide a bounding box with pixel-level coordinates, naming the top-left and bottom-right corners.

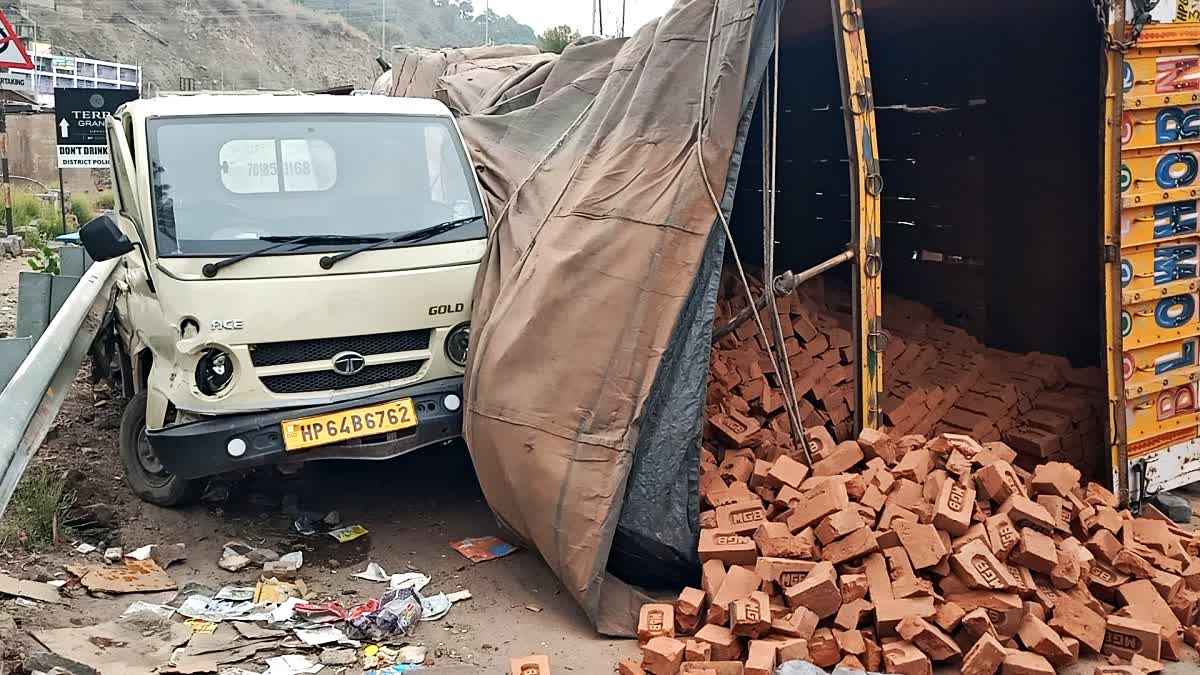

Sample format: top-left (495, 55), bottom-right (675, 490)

top-left (35, 618), bottom-right (191, 675)
top-left (294, 626), bottom-right (347, 647)
top-left (263, 551), bottom-right (302, 575)
top-left (264, 654), bottom-right (323, 675)
top-left (254, 577), bottom-right (307, 604)
top-left (126, 545), bottom-right (154, 560)
top-left (524, 604), bottom-right (542, 612)
top-left (74, 543), bottom-right (97, 554)
top-left (69, 559), bottom-right (177, 594)
top-left (121, 601), bottom-right (177, 620)
top-left (151, 543), bottom-right (188, 569)
top-left (293, 602), bottom-right (349, 623)
top-left (345, 588), bottom-right (421, 640)
top-left (776, 661), bottom-right (832, 675)
top-left (214, 586), bottom-right (256, 602)
top-left (319, 647), bottom-right (357, 666)
top-left (0, 572), bottom-right (66, 604)
top-left (419, 593), bottom-right (451, 621)
top-left (177, 594), bottom-right (275, 623)
top-left (352, 562), bottom-right (389, 582)
top-left (46, 579), bottom-right (67, 588)
top-left (445, 589), bottom-right (472, 603)
top-left (449, 536), bottom-right (517, 563)
top-left (104, 547), bottom-right (123, 562)
top-left (183, 618), bottom-right (219, 634)
top-left (270, 596), bottom-right (304, 623)
top-left (388, 572), bottom-right (430, 592)
top-left (218, 554), bottom-right (252, 573)
top-left (322, 511), bottom-right (340, 526)
top-left (293, 516), bottom-right (318, 536)
top-left (366, 666), bottom-right (421, 674)
top-left (246, 548), bottom-right (280, 565)
top-left (396, 645), bottom-right (427, 664)
top-left (328, 525), bottom-right (368, 543)
top-left (361, 644), bottom-right (397, 670)
top-left (232, 622), bottom-right (287, 640)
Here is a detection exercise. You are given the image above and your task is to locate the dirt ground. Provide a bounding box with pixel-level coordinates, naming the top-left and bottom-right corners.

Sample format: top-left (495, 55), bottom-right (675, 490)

top-left (0, 367), bottom-right (630, 673)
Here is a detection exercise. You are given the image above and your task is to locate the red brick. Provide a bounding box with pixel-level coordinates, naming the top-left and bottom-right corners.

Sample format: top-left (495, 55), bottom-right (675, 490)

top-left (701, 559), bottom-right (726, 598)
top-left (815, 508), bottom-right (865, 545)
top-left (808, 628), bottom-right (840, 667)
top-left (875, 596), bottom-right (936, 636)
top-left (985, 513), bottom-right (1021, 560)
top-left (699, 530), bottom-right (756, 567)
top-left (894, 520), bottom-right (947, 570)
top-left (683, 639), bottom-right (710, 662)
top-left (998, 495), bottom-right (1056, 534)
top-left (1117, 579), bottom-right (1182, 633)
top-left (934, 480), bottom-right (976, 536)
top-left (510, 655), bottom-right (551, 675)
top-left (812, 440), bottom-right (864, 476)
top-left (786, 480), bottom-right (850, 531)
top-left (897, 616), bottom-right (961, 661)
top-left (975, 461), bottom-right (1025, 504)
top-left (934, 600), bottom-right (966, 632)
top-left (693, 624), bottom-right (742, 662)
top-left (1010, 528), bottom-right (1058, 575)
top-left (773, 636), bottom-right (810, 663)
top-left (641, 637), bottom-right (685, 675)
top-left (711, 411), bottom-right (761, 448)
top-left (947, 591), bottom-right (1024, 639)
top-left (1048, 596), bottom-right (1105, 652)
top-left (961, 632), bottom-right (1006, 675)
top-left (765, 454), bottom-right (809, 490)
top-left (771, 606), bottom-right (818, 639)
top-left (1103, 616), bottom-right (1162, 661)
top-left (638, 603), bottom-right (676, 643)
top-left (1000, 650), bottom-right (1054, 675)
top-left (1016, 614), bottom-right (1072, 665)
top-left (893, 448), bottom-right (934, 483)
top-left (617, 658), bottom-right (645, 675)
top-left (743, 640), bottom-right (775, 675)
top-left (882, 640), bottom-right (933, 675)
top-left (1030, 462), bottom-right (1081, 498)
top-left (708, 565), bottom-right (761, 627)
top-left (729, 590), bottom-right (771, 638)
top-left (754, 557), bottom-right (815, 590)
top-left (858, 427), bottom-right (898, 465)
top-left (833, 627), bottom-right (867, 655)
top-left (951, 539), bottom-right (1019, 591)
top-left (841, 573), bottom-right (869, 603)
top-left (823, 528), bottom-right (880, 565)
top-left (834, 598), bottom-right (873, 630)
top-left (784, 561), bottom-right (842, 618)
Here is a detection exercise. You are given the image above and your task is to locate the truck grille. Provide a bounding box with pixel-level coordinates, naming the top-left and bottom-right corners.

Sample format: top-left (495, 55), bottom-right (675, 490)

top-left (250, 330), bottom-right (431, 367)
top-left (260, 360), bottom-right (424, 394)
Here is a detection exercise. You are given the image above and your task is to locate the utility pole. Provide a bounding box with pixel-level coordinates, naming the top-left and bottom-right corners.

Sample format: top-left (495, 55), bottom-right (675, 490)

top-left (592, 0), bottom-right (597, 35)
top-left (620, 0), bottom-right (626, 36)
top-left (598, 0), bottom-right (604, 37)
top-left (484, 0), bottom-right (490, 45)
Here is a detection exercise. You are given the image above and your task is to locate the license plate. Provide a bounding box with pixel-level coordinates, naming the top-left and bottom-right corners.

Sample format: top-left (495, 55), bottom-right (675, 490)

top-left (282, 398), bottom-right (417, 451)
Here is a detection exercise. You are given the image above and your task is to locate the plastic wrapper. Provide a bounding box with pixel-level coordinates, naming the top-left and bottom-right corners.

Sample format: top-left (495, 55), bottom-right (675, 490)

top-left (346, 588), bottom-right (422, 640)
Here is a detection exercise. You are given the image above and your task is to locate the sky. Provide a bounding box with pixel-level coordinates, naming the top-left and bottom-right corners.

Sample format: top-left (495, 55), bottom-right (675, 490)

top-left (482, 0), bottom-right (675, 36)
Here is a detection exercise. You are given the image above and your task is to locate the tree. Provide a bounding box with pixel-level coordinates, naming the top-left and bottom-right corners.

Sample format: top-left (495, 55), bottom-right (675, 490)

top-left (537, 25), bottom-right (580, 54)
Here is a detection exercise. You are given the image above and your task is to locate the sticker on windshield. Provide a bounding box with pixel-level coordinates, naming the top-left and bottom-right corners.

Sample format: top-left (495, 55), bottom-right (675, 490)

top-left (219, 138), bottom-right (337, 194)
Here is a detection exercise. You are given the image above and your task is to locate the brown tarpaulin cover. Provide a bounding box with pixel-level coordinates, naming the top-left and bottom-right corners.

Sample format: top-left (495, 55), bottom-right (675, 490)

top-left (453, 0), bottom-right (776, 635)
top-left (387, 45), bottom-right (549, 114)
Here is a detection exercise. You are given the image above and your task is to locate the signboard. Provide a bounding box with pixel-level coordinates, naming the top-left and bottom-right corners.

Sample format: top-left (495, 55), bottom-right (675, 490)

top-left (0, 9), bottom-right (32, 70)
top-left (54, 88), bottom-right (138, 168)
top-left (0, 71), bottom-right (31, 98)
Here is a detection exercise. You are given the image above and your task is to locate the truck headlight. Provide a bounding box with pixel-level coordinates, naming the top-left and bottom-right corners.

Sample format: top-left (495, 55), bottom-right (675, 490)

top-left (196, 348), bottom-right (234, 395)
top-left (446, 323), bottom-right (470, 367)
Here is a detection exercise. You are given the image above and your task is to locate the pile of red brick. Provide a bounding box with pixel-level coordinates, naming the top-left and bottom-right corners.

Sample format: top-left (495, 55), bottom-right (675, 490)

top-left (708, 275), bottom-right (1106, 479)
top-left (617, 429), bottom-right (1200, 675)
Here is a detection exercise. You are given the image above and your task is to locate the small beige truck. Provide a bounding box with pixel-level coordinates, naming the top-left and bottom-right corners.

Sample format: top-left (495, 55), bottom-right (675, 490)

top-left (79, 92), bottom-right (485, 505)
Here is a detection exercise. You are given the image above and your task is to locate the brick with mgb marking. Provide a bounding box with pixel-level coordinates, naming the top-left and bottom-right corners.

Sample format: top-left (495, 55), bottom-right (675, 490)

top-left (710, 411), bottom-right (760, 447)
top-left (730, 590), bottom-right (771, 638)
top-left (985, 514), bottom-right (1020, 560)
top-left (699, 529), bottom-right (756, 566)
top-left (934, 480), bottom-right (975, 536)
top-left (998, 495), bottom-right (1056, 534)
top-left (784, 561), bottom-right (842, 618)
top-left (1103, 616), bottom-right (1162, 661)
top-left (951, 539), bottom-right (1018, 591)
top-left (638, 604), bottom-right (675, 643)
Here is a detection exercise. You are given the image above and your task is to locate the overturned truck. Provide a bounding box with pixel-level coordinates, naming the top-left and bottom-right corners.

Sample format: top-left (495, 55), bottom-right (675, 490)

top-left (388, 0), bottom-right (1200, 636)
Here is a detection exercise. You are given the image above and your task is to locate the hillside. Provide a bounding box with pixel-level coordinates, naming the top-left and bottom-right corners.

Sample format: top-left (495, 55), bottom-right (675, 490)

top-left (300, 0), bottom-right (537, 49)
top-left (0, 0), bottom-right (537, 94)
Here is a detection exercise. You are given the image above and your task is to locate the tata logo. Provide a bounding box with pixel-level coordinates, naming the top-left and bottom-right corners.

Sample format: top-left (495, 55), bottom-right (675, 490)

top-left (331, 351), bottom-right (366, 376)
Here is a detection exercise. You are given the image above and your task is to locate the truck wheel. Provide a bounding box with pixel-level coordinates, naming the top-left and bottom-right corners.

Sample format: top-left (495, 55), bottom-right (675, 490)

top-left (119, 391), bottom-right (199, 506)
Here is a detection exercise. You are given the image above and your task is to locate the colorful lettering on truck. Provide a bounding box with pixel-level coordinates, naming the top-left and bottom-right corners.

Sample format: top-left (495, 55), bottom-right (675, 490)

top-left (1115, 6), bottom-right (1200, 498)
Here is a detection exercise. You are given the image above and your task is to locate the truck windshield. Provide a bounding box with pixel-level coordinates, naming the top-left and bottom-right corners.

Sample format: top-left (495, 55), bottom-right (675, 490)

top-left (147, 113), bottom-right (485, 256)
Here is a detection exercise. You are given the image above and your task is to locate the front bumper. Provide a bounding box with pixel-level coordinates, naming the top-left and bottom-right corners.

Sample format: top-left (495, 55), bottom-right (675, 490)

top-left (147, 377), bottom-right (464, 479)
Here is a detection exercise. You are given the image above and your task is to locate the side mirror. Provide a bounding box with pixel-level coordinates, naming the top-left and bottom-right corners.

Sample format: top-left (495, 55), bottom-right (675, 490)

top-left (79, 214), bottom-right (135, 261)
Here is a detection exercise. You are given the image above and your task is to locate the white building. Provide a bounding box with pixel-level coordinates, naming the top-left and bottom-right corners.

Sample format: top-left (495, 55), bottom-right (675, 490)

top-left (9, 41), bottom-right (141, 107)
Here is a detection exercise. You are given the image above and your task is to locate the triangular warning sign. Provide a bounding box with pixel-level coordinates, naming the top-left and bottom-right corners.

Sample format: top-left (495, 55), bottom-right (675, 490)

top-left (0, 9), bottom-right (33, 70)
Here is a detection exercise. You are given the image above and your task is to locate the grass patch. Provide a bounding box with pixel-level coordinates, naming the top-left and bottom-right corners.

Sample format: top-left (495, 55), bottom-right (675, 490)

top-left (0, 469), bottom-right (74, 550)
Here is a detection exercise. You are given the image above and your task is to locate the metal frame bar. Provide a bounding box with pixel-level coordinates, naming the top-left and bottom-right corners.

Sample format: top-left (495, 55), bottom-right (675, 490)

top-left (830, 0), bottom-right (883, 432)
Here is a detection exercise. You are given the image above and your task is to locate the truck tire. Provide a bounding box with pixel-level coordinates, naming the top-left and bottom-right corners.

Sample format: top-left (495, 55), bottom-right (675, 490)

top-left (119, 391), bottom-right (199, 506)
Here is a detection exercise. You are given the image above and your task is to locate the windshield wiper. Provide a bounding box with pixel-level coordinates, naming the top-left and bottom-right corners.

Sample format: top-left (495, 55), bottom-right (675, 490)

top-left (201, 234), bottom-right (386, 278)
top-left (318, 215), bottom-right (484, 270)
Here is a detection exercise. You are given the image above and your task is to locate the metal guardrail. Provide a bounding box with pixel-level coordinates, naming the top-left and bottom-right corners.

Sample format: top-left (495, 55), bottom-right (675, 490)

top-left (0, 257), bottom-right (119, 518)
